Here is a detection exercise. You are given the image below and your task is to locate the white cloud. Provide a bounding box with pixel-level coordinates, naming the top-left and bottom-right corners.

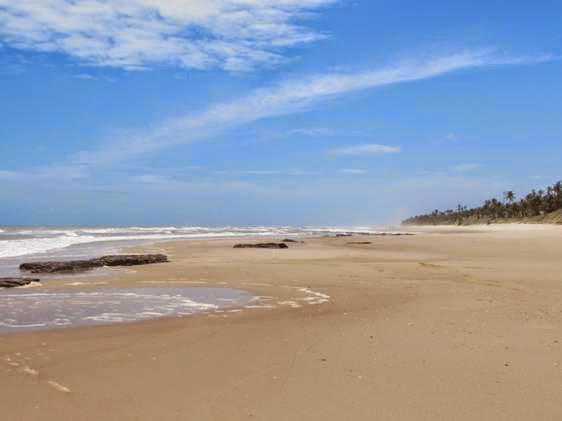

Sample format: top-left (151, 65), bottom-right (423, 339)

top-left (236, 170), bottom-right (283, 175)
top-left (224, 169), bottom-right (316, 176)
top-left (130, 174), bottom-right (172, 184)
top-left (0, 0), bottom-right (337, 72)
top-left (330, 144), bottom-right (401, 156)
top-left (337, 168), bottom-right (367, 174)
top-left (70, 49), bottom-right (548, 166)
top-left (73, 73), bottom-right (96, 80)
top-left (449, 163), bottom-right (481, 173)
top-left (289, 127), bottom-right (366, 137)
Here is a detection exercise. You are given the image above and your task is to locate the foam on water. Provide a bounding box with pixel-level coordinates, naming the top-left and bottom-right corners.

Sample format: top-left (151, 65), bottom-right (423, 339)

top-left (0, 225), bottom-right (413, 260)
top-left (0, 225), bottom-right (415, 276)
top-left (0, 226), bottom-right (306, 259)
top-left (0, 287), bottom-right (253, 332)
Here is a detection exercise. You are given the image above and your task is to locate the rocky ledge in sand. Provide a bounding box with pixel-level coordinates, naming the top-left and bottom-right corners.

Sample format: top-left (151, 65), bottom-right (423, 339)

top-left (19, 254), bottom-right (169, 274)
top-left (233, 243), bottom-right (289, 249)
top-left (0, 277), bottom-right (40, 288)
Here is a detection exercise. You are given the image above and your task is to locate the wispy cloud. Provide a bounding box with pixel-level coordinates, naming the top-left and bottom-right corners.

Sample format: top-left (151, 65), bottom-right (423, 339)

top-left (220, 169), bottom-right (317, 176)
top-left (130, 174), bottom-right (173, 184)
top-left (69, 49), bottom-right (549, 166)
top-left (0, 51), bottom-right (28, 75)
top-left (329, 144), bottom-right (401, 156)
top-left (0, 0), bottom-right (337, 72)
top-left (0, 165), bottom-right (89, 181)
top-left (449, 163), bottom-right (481, 173)
top-left (0, 170), bottom-right (20, 179)
top-left (445, 132), bottom-right (458, 142)
top-left (73, 73), bottom-right (97, 80)
top-left (288, 127), bottom-right (367, 138)
top-left (236, 170), bottom-right (284, 176)
top-left (337, 168), bottom-right (367, 174)
top-left (72, 73), bottom-right (117, 83)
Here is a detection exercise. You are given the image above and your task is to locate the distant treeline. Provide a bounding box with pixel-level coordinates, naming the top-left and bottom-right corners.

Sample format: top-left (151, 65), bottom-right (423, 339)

top-left (402, 181), bottom-right (562, 225)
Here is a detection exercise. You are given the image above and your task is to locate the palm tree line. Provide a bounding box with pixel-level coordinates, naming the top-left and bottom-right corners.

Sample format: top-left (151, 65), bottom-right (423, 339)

top-left (402, 181), bottom-right (562, 225)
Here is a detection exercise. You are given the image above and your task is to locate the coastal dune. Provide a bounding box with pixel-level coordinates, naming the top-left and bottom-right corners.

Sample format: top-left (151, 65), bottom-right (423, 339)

top-left (1, 226), bottom-right (561, 420)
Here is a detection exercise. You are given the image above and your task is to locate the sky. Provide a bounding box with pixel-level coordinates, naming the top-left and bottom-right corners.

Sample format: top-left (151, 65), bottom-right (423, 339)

top-left (0, 0), bottom-right (561, 226)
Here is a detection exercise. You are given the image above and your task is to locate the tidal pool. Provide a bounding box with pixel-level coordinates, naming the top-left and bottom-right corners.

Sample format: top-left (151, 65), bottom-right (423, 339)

top-left (0, 287), bottom-right (254, 332)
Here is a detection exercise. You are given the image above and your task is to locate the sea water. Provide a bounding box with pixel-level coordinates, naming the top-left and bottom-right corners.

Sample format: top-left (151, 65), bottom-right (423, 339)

top-left (0, 287), bottom-right (254, 332)
top-left (0, 225), bottom-right (408, 276)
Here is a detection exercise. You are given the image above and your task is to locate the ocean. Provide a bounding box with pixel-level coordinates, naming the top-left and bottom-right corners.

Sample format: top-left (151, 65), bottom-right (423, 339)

top-left (0, 225), bottom-right (400, 277)
top-left (0, 225), bottom-right (407, 332)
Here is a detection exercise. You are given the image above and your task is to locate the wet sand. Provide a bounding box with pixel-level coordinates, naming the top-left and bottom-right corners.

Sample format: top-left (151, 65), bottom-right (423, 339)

top-left (0, 287), bottom-right (254, 332)
top-left (1, 226), bottom-right (562, 420)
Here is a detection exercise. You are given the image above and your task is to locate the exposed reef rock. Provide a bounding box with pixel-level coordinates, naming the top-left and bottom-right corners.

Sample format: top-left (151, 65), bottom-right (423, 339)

top-left (328, 232), bottom-right (415, 238)
top-left (19, 254), bottom-right (168, 274)
top-left (0, 277), bottom-right (40, 288)
top-left (282, 239), bottom-right (304, 243)
top-left (233, 243), bottom-right (289, 249)
top-left (91, 254), bottom-right (168, 267)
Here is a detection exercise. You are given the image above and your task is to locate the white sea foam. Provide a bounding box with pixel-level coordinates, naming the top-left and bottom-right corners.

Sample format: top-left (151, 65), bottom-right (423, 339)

top-left (244, 304), bottom-right (275, 309)
top-left (65, 281), bottom-right (108, 286)
top-left (0, 225), bottom-right (413, 261)
top-left (297, 287), bottom-right (331, 305)
top-left (278, 300), bottom-right (302, 308)
top-left (0, 226), bottom-right (302, 259)
top-left (0, 287), bottom-right (252, 332)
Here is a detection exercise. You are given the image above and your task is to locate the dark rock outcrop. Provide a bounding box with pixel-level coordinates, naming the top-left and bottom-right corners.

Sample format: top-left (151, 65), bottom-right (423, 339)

top-left (90, 254), bottom-right (168, 267)
top-left (0, 277), bottom-right (40, 288)
top-left (282, 238), bottom-right (304, 243)
top-left (347, 241), bottom-right (372, 245)
top-left (330, 232), bottom-right (415, 238)
top-left (19, 254), bottom-right (168, 274)
top-left (233, 243), bottom-right (289, 249)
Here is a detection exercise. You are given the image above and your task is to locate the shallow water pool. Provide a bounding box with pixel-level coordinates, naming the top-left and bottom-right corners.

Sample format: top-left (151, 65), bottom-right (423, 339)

top-left (0, 287), bottom-right (253, 332)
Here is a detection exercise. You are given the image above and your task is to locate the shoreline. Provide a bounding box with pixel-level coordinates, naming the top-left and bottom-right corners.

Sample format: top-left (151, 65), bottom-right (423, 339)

top-left (1, 228), bottom-right (562, 420)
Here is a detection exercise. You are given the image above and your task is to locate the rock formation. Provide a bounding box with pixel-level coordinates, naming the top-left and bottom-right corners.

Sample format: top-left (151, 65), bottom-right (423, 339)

top-left (19, 254), bottom-right (168, 274)
top-left (0, 277), bottom-right (40, 288)
top-left (233, 243), bottom-right (289, 249)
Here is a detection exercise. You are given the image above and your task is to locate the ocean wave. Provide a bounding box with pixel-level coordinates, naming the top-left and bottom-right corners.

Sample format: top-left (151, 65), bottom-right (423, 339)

top-left (0, 225), bottom-right (401, 260)
top-left (0, 228), bottom-right (296, 259)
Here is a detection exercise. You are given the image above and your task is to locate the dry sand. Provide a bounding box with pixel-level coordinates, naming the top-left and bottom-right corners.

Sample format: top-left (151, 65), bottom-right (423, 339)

top-left (1, 226), bottom-right (562, 420)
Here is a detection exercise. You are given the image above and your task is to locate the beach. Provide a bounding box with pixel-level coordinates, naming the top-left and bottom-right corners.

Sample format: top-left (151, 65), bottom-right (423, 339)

top-left (1, 226), bottom-right (561, 420)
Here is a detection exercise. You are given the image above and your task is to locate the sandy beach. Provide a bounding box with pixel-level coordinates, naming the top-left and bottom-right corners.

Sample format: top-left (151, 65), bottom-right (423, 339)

top-left (1, 226), bottom-right (561, 420)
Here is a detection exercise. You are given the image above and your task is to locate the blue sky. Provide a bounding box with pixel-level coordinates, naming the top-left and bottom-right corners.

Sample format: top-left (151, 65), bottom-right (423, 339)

top-left (0, 0), bottom-right (561, 226)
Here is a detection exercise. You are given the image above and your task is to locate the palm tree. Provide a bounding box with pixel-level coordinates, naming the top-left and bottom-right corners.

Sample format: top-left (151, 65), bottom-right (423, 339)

top-left (402, 181), bottom-right (562, 225)
top-left (504, 191), bottom-right (516, 204)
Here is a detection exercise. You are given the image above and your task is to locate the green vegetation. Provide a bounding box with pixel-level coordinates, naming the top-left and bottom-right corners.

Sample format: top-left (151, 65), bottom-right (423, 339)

top-left (402, 181), bottom-right (562, 226)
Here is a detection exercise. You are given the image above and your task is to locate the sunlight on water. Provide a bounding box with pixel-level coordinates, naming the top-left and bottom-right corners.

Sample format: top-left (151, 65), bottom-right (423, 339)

top-left (0, 287), bottom-right (253, 332)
